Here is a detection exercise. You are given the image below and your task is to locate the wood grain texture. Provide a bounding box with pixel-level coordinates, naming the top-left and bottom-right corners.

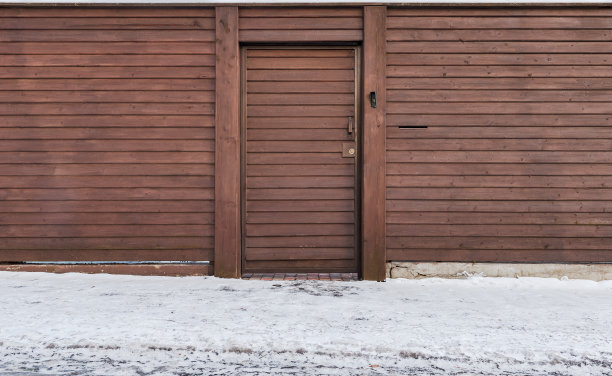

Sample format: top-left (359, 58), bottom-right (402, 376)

top-left (214, 7), bottom-right (241, 278)
top-left (239, 7), bottom-right (363, 42)
top-left (243, 47), bottom-right (359, 274)
top-left (386, 7), bottom-right (612, 264)
top-left (362, 6), bottom-right (387, 281)
top-left (1, 7), bottom-right (215, 263)
top-left (0, 263), bottom-right (213, 276)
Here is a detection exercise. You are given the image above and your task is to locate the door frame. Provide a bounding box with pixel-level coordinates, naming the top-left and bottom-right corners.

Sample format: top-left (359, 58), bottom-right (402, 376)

top-left (239, 45), bottom-right (362, 274)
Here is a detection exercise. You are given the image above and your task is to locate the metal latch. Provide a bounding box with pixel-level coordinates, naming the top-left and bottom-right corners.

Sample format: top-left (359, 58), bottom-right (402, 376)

top-left (369, 92), bottom-right (377, 108)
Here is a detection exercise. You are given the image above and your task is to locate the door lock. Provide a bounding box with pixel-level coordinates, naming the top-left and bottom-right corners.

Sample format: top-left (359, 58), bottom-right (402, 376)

top-left (342, 142), bottom-right (357, 158)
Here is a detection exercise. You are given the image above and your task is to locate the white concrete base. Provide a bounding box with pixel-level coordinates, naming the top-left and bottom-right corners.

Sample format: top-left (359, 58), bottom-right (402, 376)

top-left (387, 262), bottom-right (612, 281)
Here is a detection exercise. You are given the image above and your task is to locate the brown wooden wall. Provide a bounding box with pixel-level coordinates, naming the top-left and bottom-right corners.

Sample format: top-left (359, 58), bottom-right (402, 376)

top-left (0, 7), bottom-right (215, 262)
top-left (1, 5), bottom-right (611, 275)
top-left (386, 7), bottom-right (612, 263)
top-left (239, 7), bottom-right (363, 42)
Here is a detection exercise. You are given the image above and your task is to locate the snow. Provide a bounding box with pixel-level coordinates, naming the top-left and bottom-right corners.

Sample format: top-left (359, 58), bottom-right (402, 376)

top-left (1, 0), bottom-right (611, 3)
top-left (1, 272), bottom-right (611, 375)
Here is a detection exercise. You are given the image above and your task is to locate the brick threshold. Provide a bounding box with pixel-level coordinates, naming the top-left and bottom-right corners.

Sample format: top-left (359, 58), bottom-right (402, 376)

top-left (243, 273), bottom-right (359, 281)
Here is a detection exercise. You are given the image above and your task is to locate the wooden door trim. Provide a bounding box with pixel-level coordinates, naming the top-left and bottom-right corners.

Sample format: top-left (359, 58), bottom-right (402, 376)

top-left (362, 6), bottom-right (387, 281)
top-left (240, 45), bottom-right (362, 274)
top-left (240, 45), bottom-right (248, 274)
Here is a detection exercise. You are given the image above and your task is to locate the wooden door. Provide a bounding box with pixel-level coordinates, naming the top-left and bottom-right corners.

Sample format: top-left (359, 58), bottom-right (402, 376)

top-left (242, 46), bottom-right (360, 273)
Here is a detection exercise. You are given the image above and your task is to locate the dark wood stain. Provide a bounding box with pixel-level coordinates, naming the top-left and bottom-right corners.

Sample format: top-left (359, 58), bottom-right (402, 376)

top-left (239, 7), bottom-right (363, 42)
top-left (214, 6), bottom-right (241, 278)
top-left (386, 7), bottom-right (612, 264)
top-left (1, 6), bottom-right (611, 277)
top-left (0, 7), bottom-right (215, 264)
top-left (362, 6), bottom-right (387, 281)
top-left (242, 46), bottom-right (360, 274)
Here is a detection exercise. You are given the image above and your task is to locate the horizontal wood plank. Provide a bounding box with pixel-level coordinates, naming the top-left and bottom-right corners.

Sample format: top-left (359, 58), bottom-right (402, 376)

top-left (0, 79), bottom-right (213, 91)
top-left (0, 250), bottom-right (213, 262)
top-left (0, 8), bottom-right (214, 17)
top-left (0, 42), bottom-right (215, 54)
top-left (386, 175), bottom-right (612, 188)
top-left (387, 212), bottom-right (612, 225)
top-left (0, 55), bottom-right (214, 67)
top-left (247, 176), bottom-right (354, 188)
top-left (0, 212), bottom-right (214, 225)
top-left (246, 247), bottom-right (354, 261)
top-left (0, 188), bottom-right (214, 200)
top-left (0, 140), bottom-right (214, 152)
top-left (387, 29), bottom-right (612, 42)
top-left (239, 30), bottom-right (363, 42)
top-left (387, 163), bottom-right (612, 176)
top-left (386, 200), bottom-right (612, 213)
top-left (0, 30), bottom-right (215, 42)
top-left (386, 138), bottom-right (612, 151)
top-left (388, 41), bottom-right (612, 54)
top-left (386, 248), bottom-right (612, 263)
top-left (246, 224), bottom-right (354, 237)
top-left (0, 115), bottom-right (214, 128)
top-left (240, 8), bottom-right (362, 18)
top-left (386, 151), bottom-right (612, 163)
top-left (0, 7), bottom-right (216, 264)
top-left (387, 187), bottom-right (612, 200)
top-left (247, 212), bottom-right (354, 224)
top-left (0, 17), bottom-right (215, 29)
top-left (0, 152), bottom-right (213, 164)
top-left (0, 66), bottom-right (215, 79)
top-left (0, 176), bottom-right (214, 188)
top-left (387, 224), bottom-right (612, 237)
top-left (0, 164), bottom-right (214, 176)
top-left (0, 263), bottom-right (213, 276)
top-left (0, 237), bottom-right (213, 250)
top-left (387, 236), bottom-right (612, 250)
top-left (0, 200), bottom-right (214, 213)
top-left (2, 224), bottom-right (213, 237)
top-left (387, 16), bottom-right (612, 29)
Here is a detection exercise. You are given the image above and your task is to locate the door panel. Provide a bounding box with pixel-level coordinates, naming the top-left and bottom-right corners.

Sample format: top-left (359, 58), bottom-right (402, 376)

top-left (242, 47), bottom-right (359, 273)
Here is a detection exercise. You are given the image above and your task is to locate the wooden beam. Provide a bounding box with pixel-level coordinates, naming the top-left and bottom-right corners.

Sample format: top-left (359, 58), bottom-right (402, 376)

top-left (214, 7), bottom-right (241, 278)
top-left (362, 6), bottom-right (387, 282)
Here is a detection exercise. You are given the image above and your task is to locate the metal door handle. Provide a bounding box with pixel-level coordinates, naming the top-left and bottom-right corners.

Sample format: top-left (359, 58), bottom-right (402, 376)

top-left (347, 116), bottom-right (353, 134)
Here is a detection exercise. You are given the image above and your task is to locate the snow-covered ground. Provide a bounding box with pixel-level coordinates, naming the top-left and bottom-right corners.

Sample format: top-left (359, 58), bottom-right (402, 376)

top-left (0, 272), bottom-right (611, 375)
top-left (1, 0), bottom-right (610, 4)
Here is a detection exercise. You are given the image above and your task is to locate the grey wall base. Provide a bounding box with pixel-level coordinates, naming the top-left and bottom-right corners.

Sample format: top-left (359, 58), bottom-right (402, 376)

top-left (387, 262), bottom-right (612, 281)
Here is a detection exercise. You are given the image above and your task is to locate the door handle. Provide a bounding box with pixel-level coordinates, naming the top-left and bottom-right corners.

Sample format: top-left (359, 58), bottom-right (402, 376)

top-left (347, 116), bottom-right (353, 134)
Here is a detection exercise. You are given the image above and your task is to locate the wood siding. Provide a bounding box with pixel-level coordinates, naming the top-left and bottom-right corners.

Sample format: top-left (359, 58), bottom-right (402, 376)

top-left (1, 5), bottom-right (611, 276)
top-left (239, 7), bottom-right (363, 42)
top-left (243, 47), bottom-right (359, 273)
top-left (386, 7), bottom-right (612, 263)
top-left (0, 7), bottom-right (215, 262)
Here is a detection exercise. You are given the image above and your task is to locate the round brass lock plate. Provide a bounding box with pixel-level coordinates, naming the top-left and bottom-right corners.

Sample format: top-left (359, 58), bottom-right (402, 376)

top-left (342, 142), bottom-right (357, 157)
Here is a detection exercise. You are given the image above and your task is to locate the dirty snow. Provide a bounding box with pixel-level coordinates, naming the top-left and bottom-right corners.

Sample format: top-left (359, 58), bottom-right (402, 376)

top-left (0, 272), bottom-right (611, 375)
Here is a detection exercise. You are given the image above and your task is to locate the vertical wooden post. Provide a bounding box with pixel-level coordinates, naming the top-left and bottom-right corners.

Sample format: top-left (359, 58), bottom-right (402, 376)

top-left (214, 7), bottom-right (241, 278)
top-left (362, 6), bottom-right (387, 281)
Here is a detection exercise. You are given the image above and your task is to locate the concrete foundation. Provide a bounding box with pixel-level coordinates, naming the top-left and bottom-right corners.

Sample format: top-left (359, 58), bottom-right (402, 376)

top-left (387, 262), bottom-right (612, 281)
